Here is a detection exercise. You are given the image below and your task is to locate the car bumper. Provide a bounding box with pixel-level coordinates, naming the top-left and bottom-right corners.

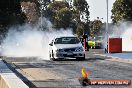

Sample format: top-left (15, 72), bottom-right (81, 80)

top-left (54, 51), bottom-right (85, 59)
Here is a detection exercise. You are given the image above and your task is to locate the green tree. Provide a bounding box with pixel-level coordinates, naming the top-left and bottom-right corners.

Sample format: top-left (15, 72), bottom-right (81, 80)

top-left (0, 0), bottom-right (27, 36)
top-left (48, 1), bottom-right (69, 11)
top-left (73, 0), bottom-right (88, 12)
top-left (21, 0), bottom-right (40, 24)
top-left (73, 0), bottom-right (89, 22)
top-left (41, 0), bottom-right (51, 17)
top-left (43, 0), bottom-right (51, 10)
top-left (0, 0), bottom-right (25, 26)
top-left (48, 1), bottom-right (71, 28)
top-left (76, 23), bottom-right (84, 37)
top-left (111, 0), bottom-right (132, 23)
top-left (55, 8), bottom-right (72, 28)
top-left (90, 18), bottom-right (103, 37)
top-left (73, 0), bottom-right (90, 36)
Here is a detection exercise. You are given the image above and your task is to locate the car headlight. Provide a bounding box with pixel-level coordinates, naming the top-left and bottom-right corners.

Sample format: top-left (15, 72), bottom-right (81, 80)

top-left (75, 47), bottom-right (84, 52)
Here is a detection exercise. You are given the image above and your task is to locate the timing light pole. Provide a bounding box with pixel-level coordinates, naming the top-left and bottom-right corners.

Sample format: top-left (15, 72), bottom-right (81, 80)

top-left (38, 0), bottom-right (44, 30)
top-left (106, 0), bottom-right (108, 37)
top-left (106, 0), bottom-right (109, 52)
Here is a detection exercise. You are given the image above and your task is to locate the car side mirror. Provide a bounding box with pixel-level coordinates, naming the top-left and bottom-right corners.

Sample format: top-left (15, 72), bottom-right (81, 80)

top-left (49, 43), bottom-right (53, 46)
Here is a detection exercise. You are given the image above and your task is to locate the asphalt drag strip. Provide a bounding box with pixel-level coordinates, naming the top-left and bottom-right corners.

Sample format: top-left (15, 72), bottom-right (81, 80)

top-left (2, 49), bottom-right (132, 88)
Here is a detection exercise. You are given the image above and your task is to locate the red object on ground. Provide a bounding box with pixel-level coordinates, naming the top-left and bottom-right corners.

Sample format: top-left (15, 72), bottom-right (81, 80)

top-left (108, 38), bottom-right (122, 53)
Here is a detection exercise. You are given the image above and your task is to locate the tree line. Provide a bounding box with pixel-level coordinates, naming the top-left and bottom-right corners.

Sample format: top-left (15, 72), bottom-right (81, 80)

top-left (0, 0), bottom-right (132, 37)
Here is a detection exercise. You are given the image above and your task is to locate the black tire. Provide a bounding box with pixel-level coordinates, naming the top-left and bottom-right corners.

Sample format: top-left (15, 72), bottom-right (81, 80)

top-left (81, 57), bottom-right (85, 60)
top-left (76, 56), bottom-right (85, 61)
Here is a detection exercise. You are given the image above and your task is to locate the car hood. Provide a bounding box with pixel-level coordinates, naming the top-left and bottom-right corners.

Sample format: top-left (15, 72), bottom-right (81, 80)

top-left (54, 43), bottom-right (83, 49)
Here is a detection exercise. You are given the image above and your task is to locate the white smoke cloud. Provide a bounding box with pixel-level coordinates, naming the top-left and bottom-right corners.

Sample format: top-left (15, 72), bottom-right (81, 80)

top-left (109, 21), bottom-right (132, 38)
top-left (1, 18), bottom-right (74, 60)
top-left (108, 21), bottom-right (132, 52)
top-left (121, 24), bottom-right (132, 52)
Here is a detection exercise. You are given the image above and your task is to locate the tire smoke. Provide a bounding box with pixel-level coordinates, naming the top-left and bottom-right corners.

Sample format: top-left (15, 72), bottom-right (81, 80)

top-left (122, 25), bottom-right (132, 52)
top-left (1, 18), bottom-right (74, 60)
top-left (109, 21), bottom-right (132, 52)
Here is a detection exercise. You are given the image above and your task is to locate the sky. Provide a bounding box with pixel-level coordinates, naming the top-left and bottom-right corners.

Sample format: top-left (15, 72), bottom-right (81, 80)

top-left (87, 0), bottom-right (116, 23)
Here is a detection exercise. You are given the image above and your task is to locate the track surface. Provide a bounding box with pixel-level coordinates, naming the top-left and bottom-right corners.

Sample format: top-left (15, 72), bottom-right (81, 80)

top-left (2, 49), bottom-right (132, 88)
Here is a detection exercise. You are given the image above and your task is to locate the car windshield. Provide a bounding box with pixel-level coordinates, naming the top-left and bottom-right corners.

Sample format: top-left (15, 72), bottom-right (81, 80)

top-left (54, 37), bottom-right (80, 44)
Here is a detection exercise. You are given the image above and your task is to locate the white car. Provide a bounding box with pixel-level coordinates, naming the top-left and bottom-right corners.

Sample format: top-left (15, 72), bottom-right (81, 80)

top-left (49, 36), bottom-right (85, 61)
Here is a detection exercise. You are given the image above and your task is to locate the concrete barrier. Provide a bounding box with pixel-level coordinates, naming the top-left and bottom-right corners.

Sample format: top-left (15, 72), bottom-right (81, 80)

top-left (0, 75), bottom-right (8, 88)
top-left (0, 59), bottom-right (29, 88)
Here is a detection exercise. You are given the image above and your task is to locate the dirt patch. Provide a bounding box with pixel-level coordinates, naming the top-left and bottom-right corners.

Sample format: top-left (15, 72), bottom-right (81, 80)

top-left (20, 68), bottom-right (66, 81)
